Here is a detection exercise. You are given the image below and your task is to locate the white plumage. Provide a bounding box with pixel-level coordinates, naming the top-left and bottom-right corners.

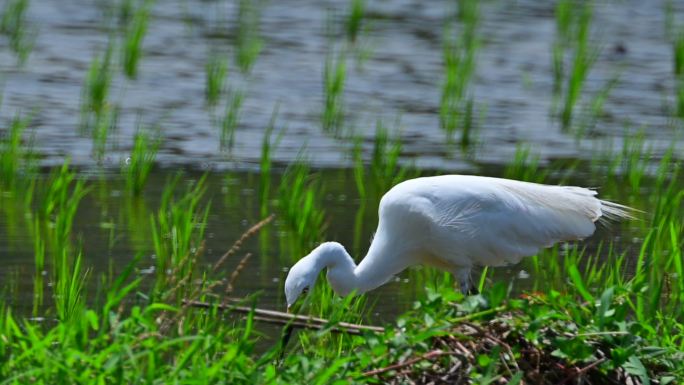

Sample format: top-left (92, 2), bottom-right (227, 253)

top-left (284, 175), bottom-right (633, 307)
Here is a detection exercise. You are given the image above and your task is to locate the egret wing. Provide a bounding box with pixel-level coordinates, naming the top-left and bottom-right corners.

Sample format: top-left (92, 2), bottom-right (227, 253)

top-left (431, 177), bottom-right (605, 266)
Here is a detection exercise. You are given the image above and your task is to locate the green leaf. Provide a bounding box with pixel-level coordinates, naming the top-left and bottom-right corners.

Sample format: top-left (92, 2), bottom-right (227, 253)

top-left (568, 264), bottom-right (594, 303)
top-left (486, 281), bottom-right (506, 308)
top-left (597, 287), bottom-right (614, 328)
top-left (508, 372), bottom-right (524, 385)
top-left (623, 356), bottom-right (650, 385)
top-left (314, 358), bottom-right (349, 385)
top-left (552, 337), bottom-right (594, 362)
top-left (85, 310), bottom-right (99, 331)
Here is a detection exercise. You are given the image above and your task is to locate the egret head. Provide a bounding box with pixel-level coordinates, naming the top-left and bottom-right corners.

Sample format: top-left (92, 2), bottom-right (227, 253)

top-left (284, 251), bottom-right (320, 309)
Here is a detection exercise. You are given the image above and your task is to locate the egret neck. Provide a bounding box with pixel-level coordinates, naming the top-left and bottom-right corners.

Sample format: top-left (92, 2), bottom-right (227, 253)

top-left (313, 239), bottom-right (407, 297)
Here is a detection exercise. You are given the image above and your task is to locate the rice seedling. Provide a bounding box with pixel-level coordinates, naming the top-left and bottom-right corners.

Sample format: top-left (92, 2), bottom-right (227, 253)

top-left (0, 0), bottom-right (34, 65)
top-left (590, 133), bottom-right (650, 196)
top-left (39, 162), bottom-right (89, 254)
top-left (122, 127), bottom-right (161, 196)
top-left (124, 188), bottom-right (153, 255)
top-left (552, 0), bottom-right (572, 96)
top-left (503, 144), bottom-right (550, 183)
top-left (0, 112), bottom-right (33, 191)
top-left (277, 158), bottom-right (327, 257)
top-left (556, 1), bottom-right (599, 129)
top-left (665, 0), bottom-right (675, 39)
top-left (122, 0), bottom-right (151, 79)
top-left (31, 218), bottom-right (45, 315)
top-left (351, 121), bottom-right (415, 204)
top-left (258, 106), bottom-right (283, 218)
top-left (351, 137), bottom-right (366, 200)
top-left (346, 0), bottom-right (365, 43)
top-left (322, 50), bottom-right (346, 133)
top-left (575, 73), bottom-right (620, 138)
top-left (259, 135), bottom-right (272, 220)
top-left (54, 249), bottom-right (89, 323)
top-left (677, 80), bottom-right (684, 119)
top-left (205, 50), bottom-right (228, 106)
top-left (369, 121), bottom-right (412, 195)
top-left (672, 29), bottom-right (684, 118)
top-left (461, 97), bottom-right (474, 148)
top-left (81, 43), bottom-right (113, 131)
top-left (440, 0), bottom-right (479, 143)
top-left (117, 0), bottom-right (135, 24)
top-left (235, 0), bottom-right (262, 73)
top-left (674, 31), bottom-right (684, 78)
top-left (91, 105), bottom-right (118, 161)
top-left (150, 174), bottom-right (209, 299)
top-left (219, 89), bottom-right (244, 150)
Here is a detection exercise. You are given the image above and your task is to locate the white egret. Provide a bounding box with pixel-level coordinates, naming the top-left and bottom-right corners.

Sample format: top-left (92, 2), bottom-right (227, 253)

top-left (284, 175), bottom-right (633, 308)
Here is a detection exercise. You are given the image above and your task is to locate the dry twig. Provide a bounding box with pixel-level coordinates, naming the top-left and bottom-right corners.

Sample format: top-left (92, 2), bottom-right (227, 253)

top-left (212, 214), bottom-right (275, 272)
top-left (183, 299), bottom-right (385, 335)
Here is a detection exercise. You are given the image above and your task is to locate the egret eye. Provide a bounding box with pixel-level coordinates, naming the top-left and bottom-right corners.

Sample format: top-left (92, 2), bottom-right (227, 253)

top-left (302, 287), bottom-right (309, 294)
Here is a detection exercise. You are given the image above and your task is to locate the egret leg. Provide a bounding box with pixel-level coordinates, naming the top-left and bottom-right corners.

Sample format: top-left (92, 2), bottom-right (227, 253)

top-left (452, 267), bottom-right (472, 295)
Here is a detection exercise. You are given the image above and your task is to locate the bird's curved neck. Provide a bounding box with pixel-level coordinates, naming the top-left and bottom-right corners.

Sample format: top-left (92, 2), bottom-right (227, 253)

top-left (315, 237), bottom-right (405, 297)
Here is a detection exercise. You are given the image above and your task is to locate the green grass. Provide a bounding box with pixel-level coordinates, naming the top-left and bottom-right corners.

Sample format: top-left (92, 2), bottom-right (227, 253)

top-left (0, 112), bottom-right (33, 191)
top-left (91, 105), bottom-right (118, 161)
top-left (440, 0), bottom-right (478, 143)
top-left (674, 31), bottom-right (684, 78)
top-left (205, 50), bottom-right (228, 106)
top-left (122, 0), bottom-right (151, 79)
top-left (575, 73), bottom-right (620, 138)
top-left (554, 1), bottom-right (599, 129)
top-left (39, 162), bottom-right (90, 254)
top-left (81, 42), bottom-right (119, 158)
top-left (219, 89), bottom-right (245, 150)
top-left (367, 121), bottom-right (413, 196)
top-left (277, 158), bottom-right (327, 257)
top-left (665, 0), bottom-right (675, 39)
top-left (150, 173), bottom-right (209, 300)
top-left (346, 0), bottom-right (365, 43)
top-left (235, 0), bottom-right (262, 73)
top-left (0, 0), bottom-right (34, 65)
top-left (122, 128), bottom-right (160, 196)
top-left (503, 144), bottom-right (548, 183)
top-left (116, 0), bottom-right (135, 24)
top-left (258, 107), bottom-right (282, 218)
top-left (552, 0), bottom-right (572, 95)
top-left (588, 132), bottom-right (651, 196)
top-left (81, 44), bottom-right (113, 131)
top-left (352, 120), bottom-right (416, 203)
top-left (322, 50), bottom-right (346, 133)
top-left (673, 29), bottom-right (684, 117)
top-left (31, 218), bottom-right (45, 315)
